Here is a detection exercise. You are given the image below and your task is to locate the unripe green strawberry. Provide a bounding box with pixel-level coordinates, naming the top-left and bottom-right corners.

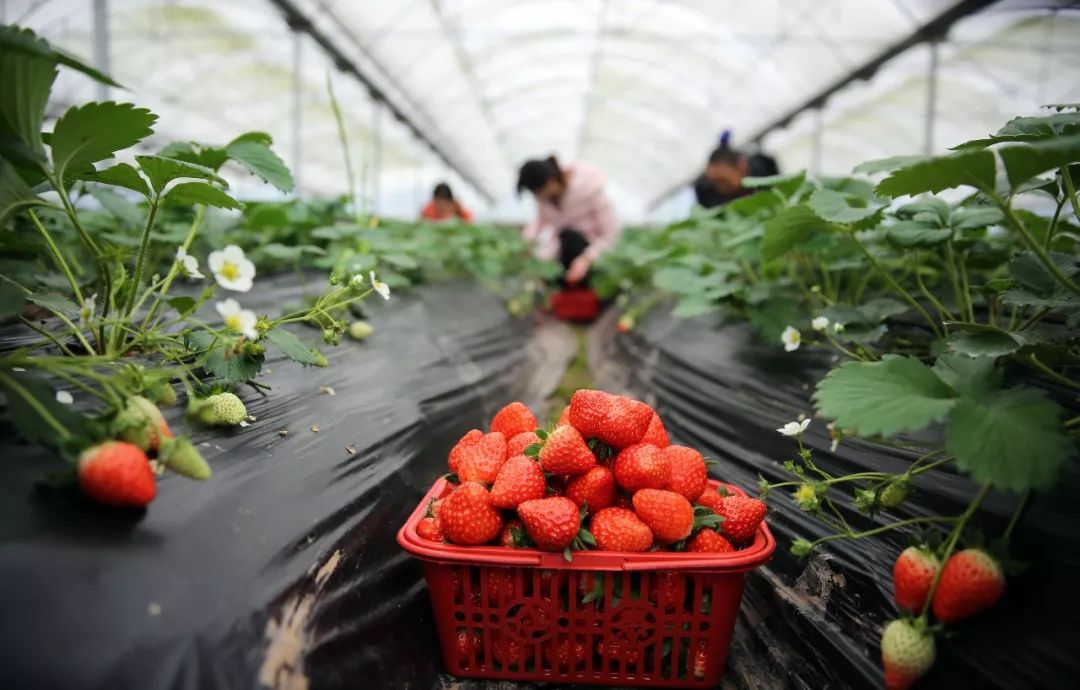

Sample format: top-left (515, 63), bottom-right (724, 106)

top-left (146, 382), bottom-right (177, 406)
top-left (158, 436), bottom-right (211, 480)
top-left (115, 395), bottom-right (173, 452)
top-left (880, 619), bottom-right (935, 689)
top-left (194, 393), bottom-right (248, 426)
top-left (348, 320), bottom-right (374, 340)
top-left (243, 341), bottom-right (266, 356)
top-left (881, 478), bottom-right (911, 508)
top-left (312, 350), bottom-right (328, 367)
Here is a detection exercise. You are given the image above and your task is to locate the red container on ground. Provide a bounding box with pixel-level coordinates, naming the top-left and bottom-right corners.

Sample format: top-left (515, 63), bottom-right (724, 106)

top-left (398, 478), bottom-right (775, 687)
top-left (550, 288), bottom-right (600, 322)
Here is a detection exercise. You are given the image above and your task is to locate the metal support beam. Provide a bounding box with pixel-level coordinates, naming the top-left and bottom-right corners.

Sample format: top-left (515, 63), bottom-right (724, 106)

top-left (290, 29), bottom-right (303, 195)
top-left (266, 0), bottom-right (493, 202)
top-left (371, 100), bottom-right (383, 216)
top-left (924, 39), bottom-right (939, 155)
top-left (647, 0), bottom-right (997, 210)
top-left (91, 0), bottom-right (109, 101)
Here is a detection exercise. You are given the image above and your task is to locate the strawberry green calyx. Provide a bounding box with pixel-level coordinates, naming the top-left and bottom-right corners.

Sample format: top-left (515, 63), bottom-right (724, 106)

top-left (159, 437), bottom-right (211, 480)
top-left (191, 393), bottom-right (248, 427)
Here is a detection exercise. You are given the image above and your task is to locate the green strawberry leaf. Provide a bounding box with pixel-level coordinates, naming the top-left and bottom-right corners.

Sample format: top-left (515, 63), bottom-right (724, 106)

top-left (163, 181), bottom-right (241, 209)
top-left (932, 353), bottom-right (1001, 399)
top-left (808, 188), bottom-right (880, 224)
top-left (998, 135), bottom-right (1080, 191)
top-left (946, 388), bottom-right (1074, 491)
top-left (813, 356), bottom-right (957, 437)
top-left (945, 323), bottom-right (1034, 358)
top-left (885, 220), bottom-right (953, 248)
top-left (0, 159), bottom-right (46, 226)
top-left (853, 154), bottom-right (931, 175)
top-left (875, 150), bottom-right (996, 198)
top-left (0, 371), bottom-right (89, 447)
top-left (225, 134), bottom-right (294, 192)
top-left (266, 326), bottom-right (322, 366)
top-left (135, 155), bottom-right (227, 194)
top-left (86, 186), bottom-right (144, 226)
top-left (761, 204), bottom-right (840, 262)
top-left (167, 296), bottom-right (197, 316)
top-left (0, 24), bottom-right (120, 87)
top-left (50, 103), bottom-right (157, 183)
top-left (77, 162), bottom-right (151, 198)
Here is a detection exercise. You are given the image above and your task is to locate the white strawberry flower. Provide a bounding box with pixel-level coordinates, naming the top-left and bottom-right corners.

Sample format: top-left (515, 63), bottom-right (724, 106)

top-left (176, 246), bottom-right (204, 279)
top-left (215, 298), bottom-right (258, 340)
top-left (208, 245), bottom-right (255, 292)
top-left (781, 326), bottom-right (801, 352)
top-left (369, 271), bottom-right (390, 300)
top-left (349, 273), bottom-right (365, 288)
top-left (777, 419), bottom-right (811, 437)
top-left (833, 322), bottom-right (845, 334)
top-left (55, 390), bottom-right (74, 405)
top-left (811, 316), bottom-right (829, 332)
top-left (79, 293), bottom-right (97, 327)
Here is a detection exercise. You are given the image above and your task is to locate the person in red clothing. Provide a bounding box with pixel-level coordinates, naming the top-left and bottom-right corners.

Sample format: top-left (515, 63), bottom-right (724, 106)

top-left (421, 182), bottom-right (473, 222)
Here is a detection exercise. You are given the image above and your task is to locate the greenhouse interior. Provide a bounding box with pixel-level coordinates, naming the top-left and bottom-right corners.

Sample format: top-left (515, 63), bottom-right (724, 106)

top-left (2, 0), bottom-right (1079, 688)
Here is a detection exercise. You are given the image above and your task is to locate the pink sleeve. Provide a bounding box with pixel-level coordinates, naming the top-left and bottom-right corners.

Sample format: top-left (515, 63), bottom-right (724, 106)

top-left (523, 202), bottom-right (555, 242)
top-left (583, 193), bottom-right (621, 260)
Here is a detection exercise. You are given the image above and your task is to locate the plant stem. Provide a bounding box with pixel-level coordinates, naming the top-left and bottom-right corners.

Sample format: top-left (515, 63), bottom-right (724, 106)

top-left (123, 196), bottom-right (161, 317)
top-left (810, 515), bottom-right (961, 548)
top-left (142, 204), bottom-right (206, 328)
top-left (995, 195), bottom-right (1080, 296)
top-left (849, 234), bottom-right (943, 338)
top-left (919, 484), bottom-right (992, 620)
top-left (1062, 165), bottom-right (1080, 223)
top-left (51, 180), bottom-right (112, 348)
top-left (0, 371), bottom-right (71, 439)
top-left (29, 210), bottom-right (84, 306)
top-left (1026, 352), bottom-right (1080, 390)
top-left (913, 251), bottom-right (955, 324)
top-left (1044, 194), bottom-right (1067, 251)
top-left (1003, 490), bottom-right (1030, 542)
top-left (957, 250), bottom-right (976, 322)
top-left (326, 73), bottom-right (360, 223)
top-left (19, 316), bottom-right (77, 357)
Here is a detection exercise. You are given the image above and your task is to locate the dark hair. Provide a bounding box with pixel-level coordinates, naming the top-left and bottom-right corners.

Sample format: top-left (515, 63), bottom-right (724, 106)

top-left (433, 182), bottom-right (453, 200)
top-left (707, 144), bottom-right (742, 167)
top-left (747, 152), bottom-right (779, 177)
top-left (517, 155), bottom-right (563, 194)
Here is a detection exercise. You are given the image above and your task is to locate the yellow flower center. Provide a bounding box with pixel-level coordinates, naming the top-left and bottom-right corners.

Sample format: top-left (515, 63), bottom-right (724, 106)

top-left (795, 484), bottom-right (816, 504)
top-left (220, 261), bottom-right (240, 281)
top-left (225, 314), bottom-right (243, 332)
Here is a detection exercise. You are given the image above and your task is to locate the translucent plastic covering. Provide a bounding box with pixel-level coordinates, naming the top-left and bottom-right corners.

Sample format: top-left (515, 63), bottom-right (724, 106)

top-left (8, 1), bottom-right (1079, 224)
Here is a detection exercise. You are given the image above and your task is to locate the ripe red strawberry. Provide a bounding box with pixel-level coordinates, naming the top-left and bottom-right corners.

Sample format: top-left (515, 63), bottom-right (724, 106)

top-left (448, 429), bottom-right (483, 475)
top-left (507, 431), bottom-right (539, 457)
top-left (717, 495), bottom-right (767, 543)
top-left (77, 441), bottom-right (156, 507)
top-left (440, 482), bottom-right (503, 545)
top-left (544, 637), bottom-right (587, 672)
top-left (596, 639), bottom-right (641, 668)
top-left (492, 633), bottom-right (532, 667)
top-left (662, 446), bottom-right (707, 500)
top-left (455, 629), bottom-right (482, 666)
top-left (881, 619), bottom-right (935, 689)
top-left (564, 465), bottom-right (615, 511)
top-left (556, 405), bottom-right (572, 427)
top-left (490, 401), bottom-right (538, 438)
top-left (417, 516), bottom-right (444, 542)
top-left (893, 546), bottom-right (940, 613)
top-left (632, 489), bottom-right (694, 544)
top-left (485, 567), bottom-right (519, 606)
top-left (567, 389), bottom-right (612, 435)
top-left (490, 455), bottom-right (546, 509)
top-left (590, 507), bottom-right (654, 552)
top-left (116, 395), bottom-right (173, 452)
top-left (694, 487), bottom-right (724, 514)
top-left (692, 640), bottom-right (710, 680)
top-left (500, 518), bottom-right (525, 547)
top-left (639, 412), bottom-right (669, 448)
top-left (535, 424), bottom-right (595, 476)
top-left (457, 431), bottom-right (508, 484)
top-left (931, 548), bottom-right (1005, 622)
top-left (517, 496), bottom-right (584, 552)
top-left (612, 443), bottom-right (667, 492)
top-left (601, 396), bottom-right (654, 448)
top-left (686, 529), bottom-right (734, 553)
top-left (652, 572), bottom-right (685, 612)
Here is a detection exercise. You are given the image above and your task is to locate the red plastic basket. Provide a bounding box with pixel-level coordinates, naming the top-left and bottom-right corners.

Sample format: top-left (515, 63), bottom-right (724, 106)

top-left (398, 478), bottom-right (775, 687)
top-left (550, 288), bottom-right (600, 322)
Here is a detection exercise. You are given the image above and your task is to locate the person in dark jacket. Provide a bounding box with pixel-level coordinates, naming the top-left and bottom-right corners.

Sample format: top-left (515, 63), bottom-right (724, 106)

top-left (693, 142), bottom-right (752, 209)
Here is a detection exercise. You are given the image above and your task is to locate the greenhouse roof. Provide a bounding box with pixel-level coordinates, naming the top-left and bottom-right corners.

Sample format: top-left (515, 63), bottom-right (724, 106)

top-left (9, 0), bottom-right (1080, 221)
